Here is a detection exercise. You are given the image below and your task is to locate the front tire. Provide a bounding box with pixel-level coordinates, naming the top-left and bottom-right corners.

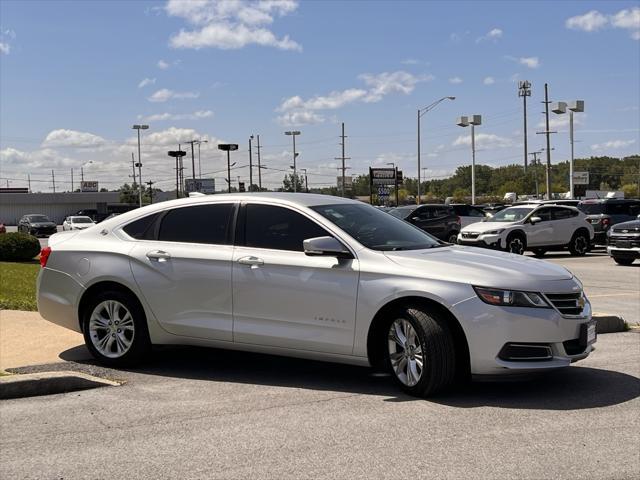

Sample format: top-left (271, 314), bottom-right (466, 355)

top-left (385, 306), bottom-right (456, 397)
top-left (506, 233), bottom-right (526, 255)
top-left (447, 232), bottom-right (458, 244)
top-left (82, 289), bottom-right (151, 367)
top-left (613, 256), bottom-right (635, 266)
top-left (569, 231), bottom-right (589, 256)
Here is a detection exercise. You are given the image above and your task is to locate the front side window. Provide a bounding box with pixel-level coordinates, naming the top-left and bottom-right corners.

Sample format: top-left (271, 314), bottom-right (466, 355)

top-left (311, 203), bottom-right (441, 251)
top-left (245, 204), bottom-right (328, 252)
top-left (158, 204), bottom-right (233, 245)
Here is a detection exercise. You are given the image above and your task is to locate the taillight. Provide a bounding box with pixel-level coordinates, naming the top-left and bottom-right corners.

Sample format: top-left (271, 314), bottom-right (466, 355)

top-left (456, 216), bottom-right (461, 224)
top-left (602, 218), bottom-right (611, 228)
top-left (40, 247), bottom-right (52, 268)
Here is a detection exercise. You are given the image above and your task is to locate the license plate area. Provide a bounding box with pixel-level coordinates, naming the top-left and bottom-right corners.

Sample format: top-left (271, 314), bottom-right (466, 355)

top-left (616, 240), bottom-right (631, 248)
top-left (579, 321), bottom-right (597, 347)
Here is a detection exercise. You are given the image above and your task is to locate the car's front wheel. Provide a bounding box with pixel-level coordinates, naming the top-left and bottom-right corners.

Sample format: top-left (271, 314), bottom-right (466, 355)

top-left (506, 233), bottom-right (526, 255)
top-left (385, 306), bottom-right (456, 397)
top-left (569, 231), bottom-right (589, 256)
top-left (82, 290), bottom-right (151, 367)
top-left (447, 232), bottom-right (459, 244)
top-left (613, 256), bottom-right (635, 266)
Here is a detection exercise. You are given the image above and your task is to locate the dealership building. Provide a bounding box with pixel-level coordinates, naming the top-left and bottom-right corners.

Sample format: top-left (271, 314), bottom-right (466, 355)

top-left (0, 192), bottom-right (125, 225)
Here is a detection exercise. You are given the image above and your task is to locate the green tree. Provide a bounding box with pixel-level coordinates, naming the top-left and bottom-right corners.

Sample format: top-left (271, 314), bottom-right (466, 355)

top-left (282, 173), bottom-right (305, 192)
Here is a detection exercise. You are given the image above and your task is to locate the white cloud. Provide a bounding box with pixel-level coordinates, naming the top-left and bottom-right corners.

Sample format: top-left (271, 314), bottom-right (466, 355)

top-left (139, 110), bottom-right (214, 122)
top-left (0, 28), bottom-right (14, 55)
top-left (275, 70), bottom-right (430, 125)
top-left (519, 57), bottom-right (540, 69)
top-left (590, 139), bottom-right (636, 151)
top-left (0, 42), bottom-right (9, 55)
top-left (138, 77), bottom-right (156, 88)
top-left (148, 88), bottom-right (200, 102)
top-left (566, 7), bottom-right (640, 39)
top-left (536, 114), bottom-right (586, 130)
top-left (483, 76), bottom-right (495, 85)
top-left (566, 10), bottom-right (608, 32)
top-left (449, 76), bottom-right (463, 84)
top-left (166, 0), bottom-right (302, 51)
top-left (476, 27), bottom-right (503, 43)
top-left (42, 129), bottom-right (107, 148)
top-left (401, 58), bottom-right (419, 65)
top-left (1, 147), bottom-right (77, 170)
top-left (157, 59), bottom-right (170, 69)
top-left (453, 133), bottom-right (514, 149)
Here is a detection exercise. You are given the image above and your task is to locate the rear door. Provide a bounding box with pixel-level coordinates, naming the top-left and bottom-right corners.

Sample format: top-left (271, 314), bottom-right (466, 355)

top-left (232, 203), bottom-right (359, 354)
top-left (526, 207), bottom-right (555, 246)
top-left (128, 203), bottom-right (236, 341)
top-left (550, 207), bottom-right (578, 244)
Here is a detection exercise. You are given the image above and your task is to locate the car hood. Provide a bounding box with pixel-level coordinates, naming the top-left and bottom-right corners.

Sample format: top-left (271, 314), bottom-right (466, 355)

top-left (384, 246), bottom-right (574, 291)
top-left (461, 221), bottom-right (518, 232)
top-left (611, 219), bottom-right (640, 231)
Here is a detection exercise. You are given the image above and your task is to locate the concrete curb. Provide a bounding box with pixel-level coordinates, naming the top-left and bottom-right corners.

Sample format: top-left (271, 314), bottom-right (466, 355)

top-left (593, 314), bottom-right (628, 334)
top-left (0, 370), bottom-right (119, 400)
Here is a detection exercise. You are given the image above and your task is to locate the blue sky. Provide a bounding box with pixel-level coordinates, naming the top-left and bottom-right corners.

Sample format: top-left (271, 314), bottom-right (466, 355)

top-left (1, 0), bottom-right (639, 192)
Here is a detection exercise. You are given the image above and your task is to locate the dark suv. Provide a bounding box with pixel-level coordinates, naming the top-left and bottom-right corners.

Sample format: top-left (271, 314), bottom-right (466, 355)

top-left (389, 204), bottom-right (460, 243)
top-left (578, 199), bottom-right (640, 244)
top-left (17, 214), bottom-right (57, 237)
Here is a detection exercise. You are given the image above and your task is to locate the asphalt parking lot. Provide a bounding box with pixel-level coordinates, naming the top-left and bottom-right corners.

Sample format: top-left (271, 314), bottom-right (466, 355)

top-left (1, 331), bottom-right (639, 479)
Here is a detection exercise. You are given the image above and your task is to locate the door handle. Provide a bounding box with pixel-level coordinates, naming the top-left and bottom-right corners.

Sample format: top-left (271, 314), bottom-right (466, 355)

top-left (146, 250), bottom-right (171, 262)
top-left (237, 256), bottom-right (264, 269)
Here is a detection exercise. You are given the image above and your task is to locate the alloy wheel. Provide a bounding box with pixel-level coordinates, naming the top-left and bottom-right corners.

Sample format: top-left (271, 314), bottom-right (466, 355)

top-left (508, 237), bottom-right (525, 255)
top-left (574, 235), bottom-right (587, 255)
top-left (388, 318), bottom-right (424, 387)
top-left (89, 300), bottom-right (135, 358)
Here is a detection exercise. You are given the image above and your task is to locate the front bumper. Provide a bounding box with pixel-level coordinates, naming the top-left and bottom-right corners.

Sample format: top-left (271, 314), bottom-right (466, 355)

top-left (457, 233), bottom-right (503, 249)
top-left (607, 245), bottom-right (640, 259)
top-left (452, 292), bottom-right (593, 376)
top-left (30, 227), bottom-right (57, 237)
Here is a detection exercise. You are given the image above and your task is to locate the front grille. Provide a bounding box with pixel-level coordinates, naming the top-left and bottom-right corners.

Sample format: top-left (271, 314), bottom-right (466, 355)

top-left (461, 232), bottom-right (479, 239)
top-left (610, 238), bottom-right (640, 248)
top-left (545, 292), bottom-right (584, 316)
top-left (612, 227), bottom-right (640, 233)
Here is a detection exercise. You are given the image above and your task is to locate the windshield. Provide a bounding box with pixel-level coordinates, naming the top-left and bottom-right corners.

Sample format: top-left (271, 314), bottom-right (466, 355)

top-left (578, 203), bottom-right (604, 215)
top-left (388, 207), bottom-right (416, 219)
top-left (27, 215), bottom-right (51, 223)
top-left (489, 207), bottom-right (534, 223)
top-left (311, 203), bottom-right (441, 251)
top-left (72, 217), bottom-right (93, 224)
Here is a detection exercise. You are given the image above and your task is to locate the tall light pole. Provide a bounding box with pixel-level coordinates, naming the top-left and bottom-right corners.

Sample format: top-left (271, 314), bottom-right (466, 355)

top-left (518, 80), bottom-right (532, 171)
top-left (256, 134), bottom-right (263, 191)
top-left (196, 139), bottom-right (207, 179)
top-left (536, 83), bottom-right (556, 200)
top-left (168, 150), bottom-right (186, 199)
top-left (218, 144), bottom-right (239, 193)
top-left (285, 131), bottom-right (301, 192)
top-left (456, 115), bottom-right (482, 205)
top-left (529, 150), bottom-right (543, 198)
top-left (418, 96), bottom-right (455, 204)
top-left (80, 160), bottom-right (93, 189)
top-left (552, 100), bottom-right (584, 199)
top-left (132, 124), bottom-right (149, 207)
top-left (249, 135), bottom-right (254, 191)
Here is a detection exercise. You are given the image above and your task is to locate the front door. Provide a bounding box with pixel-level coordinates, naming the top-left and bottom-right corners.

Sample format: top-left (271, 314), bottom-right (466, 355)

top-left (232, 203), bottom-right (359, 355)
top-left (128, 203), bottom-right (236, 341)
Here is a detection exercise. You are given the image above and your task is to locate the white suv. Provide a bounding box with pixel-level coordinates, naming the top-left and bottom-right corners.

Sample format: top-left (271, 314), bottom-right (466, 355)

top-left (458, 204), bottom-right (594, 256)
top-left (37, 194), bottom-right (595, 398)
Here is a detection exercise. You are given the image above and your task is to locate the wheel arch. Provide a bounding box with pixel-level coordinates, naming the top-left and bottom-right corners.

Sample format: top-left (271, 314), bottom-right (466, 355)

top-left (77, 280), bottom-right (145, 333)
top-left (366, 296), bottom-right (470, 379)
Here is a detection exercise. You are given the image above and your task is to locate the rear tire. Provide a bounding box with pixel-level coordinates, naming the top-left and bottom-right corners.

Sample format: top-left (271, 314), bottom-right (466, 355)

top-left (613, 256), bottom-right (635, 266)
top-left (81, 289), bottom-right (151, 367)
top-left (569, 231), bottom-right (589, 256)
top-left (447, 232), bottom-right (459, 244)
top-left (506, 233), bottom-right (526, 255)
top-left (384, 306), bottom-right (456, 397)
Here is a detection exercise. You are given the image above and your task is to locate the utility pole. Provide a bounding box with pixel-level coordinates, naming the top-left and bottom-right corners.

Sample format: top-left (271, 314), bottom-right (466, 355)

top-left (529, 151), bottom-right (543, 198)
top-left (130, 153), bottom-right (137, 189)
top-left (284, 131), bottom-right (301, 192)
top-left (518, 80), bottom-right (531, 171)
top-left (71, 168), bottom-right (74, 192)
top-left (189, 140), bottom-right (196, 181)
top-left (146, 181), bottom-right (154, 204)
top-left (249, 135), bottom-right (254, 191)
top-left (52, 170), bottom-right (56, 193)
top-left (256, 134), bottom-right (262, 191)
top-left (335, 122), bottom-right (351, 197)
top-left (28, 174), bottom-right (31, 193)
top-left (536, 83), bottom-right (556, 200)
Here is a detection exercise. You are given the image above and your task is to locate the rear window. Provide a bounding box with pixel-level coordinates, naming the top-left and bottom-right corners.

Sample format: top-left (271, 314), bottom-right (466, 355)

top-left (158, 204), bottom-right (234, 245)
top-left (603, 202), bottom-right (640, 216)
top-left (123, 213), bottom-right (161, 240)
top-left (578, 203), bottom-right (604, 215)
top-left (388, 207), bottom-right (415, 219)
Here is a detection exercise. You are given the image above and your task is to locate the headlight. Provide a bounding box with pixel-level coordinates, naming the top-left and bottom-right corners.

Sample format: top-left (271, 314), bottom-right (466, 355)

top-left (474, 286), bottom-right (551, 308)
top-left (483, 229), bottom-right (504, 235)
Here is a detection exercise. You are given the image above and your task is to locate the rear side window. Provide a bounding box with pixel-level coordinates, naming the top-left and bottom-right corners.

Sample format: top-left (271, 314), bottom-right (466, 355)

top-left (245, 204), bottom-right (329, 252)
top-left (578, 203), bottom-right (604, 215)
top-left (123, 213), bottom-right (161, 240)
top-left (158, 204), bottom-right (233, 245)
top-left (552, 208), bottom-right (577, 220)
top-left (451, 205), bottom-right (468, 216)
top-left (604, 202), bottom-right (640, 216)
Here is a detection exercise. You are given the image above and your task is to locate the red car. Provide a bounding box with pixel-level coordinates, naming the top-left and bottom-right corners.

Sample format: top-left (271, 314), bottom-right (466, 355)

top-left (0, 221), bottom-right (6, 234)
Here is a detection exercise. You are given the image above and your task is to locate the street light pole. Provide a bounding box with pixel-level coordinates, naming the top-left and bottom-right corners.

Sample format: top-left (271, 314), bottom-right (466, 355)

top-left (249, 135), bottom-right (254, 191)
top-left (456, 115), bottom-right (482, 205)
top-left (418, 96), bottom-right (455, 204)
top-left (256, 134), bottom-right (262, 191)
top-left (218, 143), bottom-right (239, 193)
top-left (285, 131), bottom-right (301, 193)
top-left (518, 81), bottom-right (532, 171)
top-left (552, 100), bottom-right (584, 199)
top-left (132, 124), bottom-right (149, 207)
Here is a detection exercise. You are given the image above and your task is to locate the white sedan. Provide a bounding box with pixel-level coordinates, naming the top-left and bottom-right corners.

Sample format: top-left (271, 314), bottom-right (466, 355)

top-left (62, 216), bottom-right (95, 231)
top-left (37, 194), bottom-right (595, 397)
top-left (457, 204), bottom-right (594, 256)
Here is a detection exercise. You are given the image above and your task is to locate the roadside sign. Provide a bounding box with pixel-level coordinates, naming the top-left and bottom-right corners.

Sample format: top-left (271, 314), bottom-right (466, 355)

top-left (81, 181), bottom-right (98, 192)
top-left (370, 168), bottom-right (396, 185)
top-left (238, 182), bottom-right (246, 192)
top-left (185, 178), bottom-right (215, 194)
top-left (573, 171), bottom-right (589, 185)
top-left (378, 186), bottom-right (390, 196)
top-left (337, 175), bottom-right (353, 189)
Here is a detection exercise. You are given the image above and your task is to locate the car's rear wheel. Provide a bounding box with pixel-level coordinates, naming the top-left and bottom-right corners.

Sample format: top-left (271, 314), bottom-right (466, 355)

top-left (569, 231), bottom-right (589, 256)
top-left (506, 233), bottom-right (526, 255)
top-left (613, 256), bottom-right (635, 266)
top-left (447, 232), bottom-right (458, 244)
top-left (532, 248), bottom-right (547, 258)
top-left (385, 306), bottom-right (456, 397)
top-left (82, 290), bottom-right (150, 367)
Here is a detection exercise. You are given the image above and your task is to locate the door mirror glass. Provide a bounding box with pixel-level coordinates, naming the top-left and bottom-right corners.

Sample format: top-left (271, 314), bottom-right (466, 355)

top-left (411, 216), bottom-right (420, 221)
top-left (303, 236), bottom-right (351, 257)
top-left (530, 216), bottom-right (542, 224)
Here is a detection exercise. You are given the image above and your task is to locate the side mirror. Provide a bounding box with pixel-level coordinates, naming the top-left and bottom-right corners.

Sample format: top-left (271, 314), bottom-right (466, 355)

top-left (303, 236), bottom-right (351, 258)
top-left (530, 216), bottom-right (542, 224)
top-left (637, 214), bottom-right (640, 220)
top-left (411, 216), bottom-right (420, 221)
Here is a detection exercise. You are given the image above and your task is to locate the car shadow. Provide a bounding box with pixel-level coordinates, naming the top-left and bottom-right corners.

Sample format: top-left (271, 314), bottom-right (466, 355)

top-left (59, 344), bottom-right (640, 410)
